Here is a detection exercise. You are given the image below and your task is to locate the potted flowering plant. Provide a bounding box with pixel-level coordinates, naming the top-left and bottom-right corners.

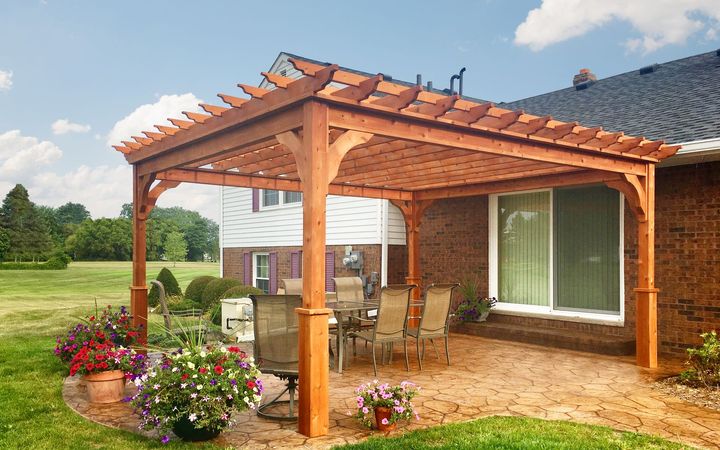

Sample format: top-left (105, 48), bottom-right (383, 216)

top-left (68, 342), bottom-right (146, 403)
top-left (354, 380), bottom-right (419, 431)
top-left (454, 276), bottom-right (497, 322)
top-left (55, 304), bottom-right (141, 365)
top-left (129, 345), bottom-right (263, 443)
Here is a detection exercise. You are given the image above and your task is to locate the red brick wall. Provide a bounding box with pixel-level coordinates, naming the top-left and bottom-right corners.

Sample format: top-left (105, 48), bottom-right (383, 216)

top-left (655, 161), bottom-right (720, 354)
top-left (417, 161), bottom-right (720, 355)
top-left (223, 244), bottom-right (382, 299)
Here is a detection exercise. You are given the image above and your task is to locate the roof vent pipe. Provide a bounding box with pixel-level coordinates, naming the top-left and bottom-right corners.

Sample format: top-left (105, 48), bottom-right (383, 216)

top-left (416, 74), bottom-right (422, 86)
top-left (449, 74), bottom-right (460, 95)
top-left (426, 81), bottom-right (433, 91)
top-left (458, 67), bottom-right (466, 96)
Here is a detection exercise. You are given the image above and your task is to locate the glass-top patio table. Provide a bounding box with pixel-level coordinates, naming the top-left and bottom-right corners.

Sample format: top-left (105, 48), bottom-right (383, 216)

top-left (326, 300), bottom-right (378, 374)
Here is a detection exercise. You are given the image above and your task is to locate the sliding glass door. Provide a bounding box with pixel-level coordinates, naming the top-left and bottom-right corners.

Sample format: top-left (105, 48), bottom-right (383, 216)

top-left (498, 191), bottom-right (550, 306)
top-left (492, 185), bottom-right (622, 318)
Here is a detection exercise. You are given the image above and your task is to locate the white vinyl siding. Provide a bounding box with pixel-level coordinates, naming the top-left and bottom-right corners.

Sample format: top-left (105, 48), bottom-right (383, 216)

top-left (222, 187), bottom-right (407, 247)
top-left (387, 202), bottom-right (407, 245)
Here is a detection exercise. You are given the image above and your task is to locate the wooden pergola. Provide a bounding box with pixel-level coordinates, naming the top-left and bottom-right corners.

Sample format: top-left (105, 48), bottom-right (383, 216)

top-left (114, 59), bottom-right (679, 437)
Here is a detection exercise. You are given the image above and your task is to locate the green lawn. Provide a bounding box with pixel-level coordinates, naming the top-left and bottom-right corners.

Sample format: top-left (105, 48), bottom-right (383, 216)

top-left (0, 261), bottom-right (691, 449)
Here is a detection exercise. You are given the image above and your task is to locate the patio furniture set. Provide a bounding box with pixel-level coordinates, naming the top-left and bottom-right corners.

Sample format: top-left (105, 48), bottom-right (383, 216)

top-left (246, 277), bottom-right (458, 420)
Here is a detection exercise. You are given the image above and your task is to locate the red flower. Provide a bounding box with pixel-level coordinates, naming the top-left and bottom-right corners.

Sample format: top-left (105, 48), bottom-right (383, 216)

top-left (88, 316), bottom-right (95, 321)
top-left (97, 362), bottom-right (108, 369)
top-left (199, 367), bottom-right (207, 374)
top-left (228, 346), bottom-right (241, 353)
top-left (85, 363), bottom-right (95, 371)
top-left (246, 380), bottom-right (256, 389)
top-left (95, 353), bottom-right (106, 361)
top-left (214, 365), bottom-right (224, 375)
top-left (181, 373), bottom-right (189, 381)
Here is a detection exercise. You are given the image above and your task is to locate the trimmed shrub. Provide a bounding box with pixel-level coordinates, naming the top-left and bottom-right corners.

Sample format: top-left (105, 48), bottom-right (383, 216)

top-left (185, 276), bottom-right (218, 302)
top-left (221, 285), bottom-right (263, 300)
top-left (148, 267), bottom-right (182, 307)
top-left (680, 330), bottom-right (720, 387)
top-left (165, 295), bottom-right (202, 313)
top-left (200, 277), bottom-right (243, 309)
top-left (0, 256), bottom-right (69, 270)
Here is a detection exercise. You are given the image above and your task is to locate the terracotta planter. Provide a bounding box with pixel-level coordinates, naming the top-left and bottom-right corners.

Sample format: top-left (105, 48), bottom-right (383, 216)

top-left (82, 369), bottom-right (126, 403)
top-left (172, 417), bottom-right (221, 441)
top-left (374, 406), bottom-right (396, 432)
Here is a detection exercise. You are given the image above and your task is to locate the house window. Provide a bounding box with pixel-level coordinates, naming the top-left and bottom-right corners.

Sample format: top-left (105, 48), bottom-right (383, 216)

top-left (253, 253), bottom-right (270, 293)
top-left (489, 185), bottom-right (622, 321)
top-left (260, 189), bottom-right (302, 208)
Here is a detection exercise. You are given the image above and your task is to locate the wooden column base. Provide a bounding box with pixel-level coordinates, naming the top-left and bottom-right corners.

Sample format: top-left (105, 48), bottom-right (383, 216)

top-left (634, 287), bottom-right (659, 368)
top-left (129, 285), bottom-right (148, 349)
top-left (296, 307), bottom-right (331, 437)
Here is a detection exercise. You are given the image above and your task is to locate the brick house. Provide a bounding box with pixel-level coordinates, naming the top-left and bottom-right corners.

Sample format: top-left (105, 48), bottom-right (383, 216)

top-left (221, 50), bottom-right (720, 357)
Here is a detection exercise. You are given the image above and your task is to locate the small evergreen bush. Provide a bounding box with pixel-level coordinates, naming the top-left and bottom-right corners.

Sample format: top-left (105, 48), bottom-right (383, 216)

top-left (185, 275), bottom-right (217, 302)
top-left (165, 295), bottom-right (202, 313)
top-left (680, 330), bottom-right (720, 387)
top-left (220, 285), bottom-right (264, 300)
top-left (148, 267), bottom-right (182, 307)
top-left (200, 277), bottom-right (243, 309)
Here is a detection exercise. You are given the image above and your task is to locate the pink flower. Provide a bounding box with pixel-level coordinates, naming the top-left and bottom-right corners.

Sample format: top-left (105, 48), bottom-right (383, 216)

top-left (381, 418), bottom-right (389, 425)
top-left (362, 407), bottom-right (369, 414)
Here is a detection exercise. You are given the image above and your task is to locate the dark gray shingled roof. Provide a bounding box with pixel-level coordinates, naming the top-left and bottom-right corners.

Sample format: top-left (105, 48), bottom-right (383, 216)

top-left (502, 50), bottom-right (720, 144)
top-left (281, 50), bottom-right (719, 144)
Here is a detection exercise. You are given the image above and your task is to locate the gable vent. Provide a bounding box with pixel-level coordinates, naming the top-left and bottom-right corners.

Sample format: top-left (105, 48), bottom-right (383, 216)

top-left (639, 64), bottom-right (658, 75)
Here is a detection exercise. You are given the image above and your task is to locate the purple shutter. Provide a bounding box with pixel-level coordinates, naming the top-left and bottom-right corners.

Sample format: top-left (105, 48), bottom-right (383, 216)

top-left (325, 250), bottom-right (335, 292)
top-left (269, 252), bottom-right (278, 294)
top-left (243, 252), bottom-right (252, 285)
top-left (252, 189), bottom-right (260, 212)
top-left (290, 251), bottom-right (301, 278)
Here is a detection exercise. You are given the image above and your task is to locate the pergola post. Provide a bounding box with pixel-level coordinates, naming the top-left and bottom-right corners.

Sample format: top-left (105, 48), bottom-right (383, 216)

top-left (635, 165), bottom-right (658, 368)
top-left (130, 167), bottom-right (153, 347)
top-left (294, 101), bottom-right (332, 437)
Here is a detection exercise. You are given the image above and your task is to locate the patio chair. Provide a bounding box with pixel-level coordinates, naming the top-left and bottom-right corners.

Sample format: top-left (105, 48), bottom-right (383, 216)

top-left (250, 294), bottom-right (301, 421)
top-left (347, 284), bottom-right (415, 376)
top-left (406, 283), bottom-right (459, 370)
top-left (280, 278), bottom-right (303, 295)
top-left (152, 280), bottom-right (207, 340)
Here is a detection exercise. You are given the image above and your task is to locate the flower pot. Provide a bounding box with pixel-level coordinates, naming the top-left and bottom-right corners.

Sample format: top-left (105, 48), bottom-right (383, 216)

top-left (374, 406), bottom-right (396, 432)
top-left (172, 417), bottom-right (221, 442)
top-left (83, 369), bottom-right (126, 403)
top-left (477, 311), bottom-right (490, 322)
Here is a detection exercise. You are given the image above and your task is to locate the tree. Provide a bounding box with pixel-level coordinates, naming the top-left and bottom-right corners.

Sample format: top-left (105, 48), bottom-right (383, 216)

top-left (163, 231), bottom-right (187, 267)
top-left (36, 205), bottom-right (63, 248)
top-left (0, 184), bottom-right (53, 261)
top-left (0, 226), bottom-right (9, 260)
top-left (67, 218), bottom-right (132, 260)
top-left (56, 202), bottom-right (90, 227)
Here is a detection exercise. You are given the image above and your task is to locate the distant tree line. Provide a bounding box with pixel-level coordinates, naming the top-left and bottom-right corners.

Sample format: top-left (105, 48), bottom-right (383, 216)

top-left (0, 184), bottom-right (219, 263)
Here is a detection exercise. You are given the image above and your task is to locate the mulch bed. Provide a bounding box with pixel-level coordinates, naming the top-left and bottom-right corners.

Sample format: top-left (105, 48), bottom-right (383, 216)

top-left (654, 377), bottom-right (720, 412)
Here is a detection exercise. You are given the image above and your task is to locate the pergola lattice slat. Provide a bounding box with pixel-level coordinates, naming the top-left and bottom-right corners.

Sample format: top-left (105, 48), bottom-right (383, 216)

top-left (114, 57), bottom-right (680, 439)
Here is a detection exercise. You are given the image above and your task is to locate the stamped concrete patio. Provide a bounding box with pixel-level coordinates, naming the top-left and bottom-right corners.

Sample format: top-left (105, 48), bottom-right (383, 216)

top-left (63, 334), bottom-right (720, 449)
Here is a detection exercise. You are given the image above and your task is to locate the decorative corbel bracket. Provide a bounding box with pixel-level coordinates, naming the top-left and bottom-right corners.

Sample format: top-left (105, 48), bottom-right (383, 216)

top-left (605, 173), bottom-right (647, 222)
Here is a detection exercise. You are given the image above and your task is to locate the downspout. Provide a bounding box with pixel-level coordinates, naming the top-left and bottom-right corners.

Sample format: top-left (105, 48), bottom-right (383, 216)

top-left (219, 186), bottom-right (224, 277)
top-left (381, 200), bottom-right (389, 288)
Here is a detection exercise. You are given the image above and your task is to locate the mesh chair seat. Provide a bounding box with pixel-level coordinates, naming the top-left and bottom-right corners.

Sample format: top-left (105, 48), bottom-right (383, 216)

top-left (251, 294), bottom-right (301, 421)
top-left (408, 283), bottom-right (458, 370)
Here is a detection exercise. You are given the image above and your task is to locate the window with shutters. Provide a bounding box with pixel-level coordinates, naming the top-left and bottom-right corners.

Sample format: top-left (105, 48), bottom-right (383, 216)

top-left (253, 252), bottom-right (270, 293)
top-left (259, 189), bottom-right (302, 209)
top-left (489, 185), bottom-right (624, 324)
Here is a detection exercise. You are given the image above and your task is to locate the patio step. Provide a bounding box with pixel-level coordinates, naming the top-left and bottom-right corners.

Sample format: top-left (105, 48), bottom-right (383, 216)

top-left (452, 318), bottom-right (635, 356)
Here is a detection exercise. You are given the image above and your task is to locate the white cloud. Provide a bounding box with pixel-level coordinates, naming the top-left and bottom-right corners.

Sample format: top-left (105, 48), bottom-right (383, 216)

top-left (0, 70), bottom-right (12, 91)
top-left (51, 119), bottom-right (91, 135)
top-left (107, 93), bottom-right (203, 146)
top-left (30, 165), bottom-right (133, 218)
top-left (0, 130), bottom-right (62, 179)
top-left (0, 129), bottom-right (219, 221)
top-left (515, 0), bottom-right (720, 53)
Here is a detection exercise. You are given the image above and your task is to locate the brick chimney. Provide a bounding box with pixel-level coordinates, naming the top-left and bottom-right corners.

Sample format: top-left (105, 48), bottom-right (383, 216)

top-left (573, 68), bottom-right (597, 88)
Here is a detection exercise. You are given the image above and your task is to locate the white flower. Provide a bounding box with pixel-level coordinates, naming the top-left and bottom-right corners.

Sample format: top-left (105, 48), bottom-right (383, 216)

top-left (220, 347), bottom-right (228, 353)
top-left (192, 374), bottom-right (198, 379)
top-left (186, 362), bottom-right (195, 369)
top-left (171, 367), bottom-right (178, 372)
top-left (180, 383), bottom-right (187, 389)
top-left (188, 413), bottom-right (197, 422)
top-left (197, 385), bottom-right (203, 390)
top-left (199, 351), bottom-right (206, 358)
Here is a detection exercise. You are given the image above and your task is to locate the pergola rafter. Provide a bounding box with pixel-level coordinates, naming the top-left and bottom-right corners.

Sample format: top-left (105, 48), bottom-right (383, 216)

top-left (113, 57), bottom-right (680, 438)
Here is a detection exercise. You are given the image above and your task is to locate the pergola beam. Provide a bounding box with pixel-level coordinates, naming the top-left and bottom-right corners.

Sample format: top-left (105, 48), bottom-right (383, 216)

top-left (156, 167), bottom-right (412, 201)
top-left (328, 107), bottom-right (650, 176)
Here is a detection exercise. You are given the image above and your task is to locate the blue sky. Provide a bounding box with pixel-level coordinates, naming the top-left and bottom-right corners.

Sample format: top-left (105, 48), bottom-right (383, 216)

top-left (1, 0), bottom-right (718, 221)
